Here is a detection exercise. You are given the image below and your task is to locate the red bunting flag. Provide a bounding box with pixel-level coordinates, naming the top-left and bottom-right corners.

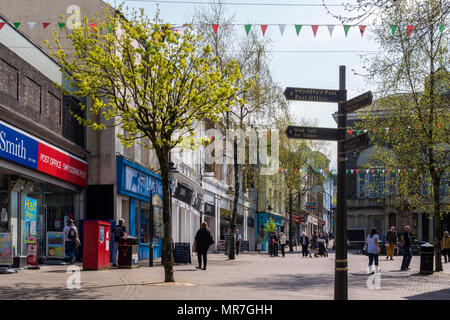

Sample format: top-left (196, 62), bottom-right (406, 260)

top-left (407, 25), bottom-right (414, 37)
top-left (90, 23), bottom-right (98, 32)
top-left (0, 22), bottom-right (5, 30)
top-left (212, 24), bottom-right (219, 34)
top-left (359, 25), bottom-right (366, 37)
top-left (43, 22), bottom-right (50, 29)
top-left (311, 25), bottom-right (319, 37)
top-left (260, 24), bottom-right (268, 36)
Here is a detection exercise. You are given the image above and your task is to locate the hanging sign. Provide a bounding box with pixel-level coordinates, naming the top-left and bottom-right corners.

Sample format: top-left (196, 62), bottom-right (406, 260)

top-left (342, 133), bottom-right (369, 153)
top-left (284, 87), bottom-right (346, 103)
top-left (286, 126), bottom-right (345, 141)
top-left (343, 91), bottom-right (373, 114)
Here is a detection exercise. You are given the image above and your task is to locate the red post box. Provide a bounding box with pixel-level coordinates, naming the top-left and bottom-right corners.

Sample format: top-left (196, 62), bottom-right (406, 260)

top-left (83, 220), bottom-right (111, 270)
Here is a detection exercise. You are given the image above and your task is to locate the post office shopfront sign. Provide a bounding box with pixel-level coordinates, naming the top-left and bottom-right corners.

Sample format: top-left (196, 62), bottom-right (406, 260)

top-left (0, 120), bottom-right (88, 187)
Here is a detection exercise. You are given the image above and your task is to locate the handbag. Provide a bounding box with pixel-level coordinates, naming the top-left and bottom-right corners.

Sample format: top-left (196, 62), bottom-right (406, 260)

top-left (361, 242), bottom-right (368, 255)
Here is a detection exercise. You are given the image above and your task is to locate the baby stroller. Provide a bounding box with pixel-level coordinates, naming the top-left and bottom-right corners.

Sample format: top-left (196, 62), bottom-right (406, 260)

top-left (318, 239), bottom-right (328, 257)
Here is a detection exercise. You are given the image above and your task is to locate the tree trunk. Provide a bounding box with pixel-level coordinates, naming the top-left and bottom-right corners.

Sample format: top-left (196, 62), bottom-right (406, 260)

top-left (289, 190), bottom-right (294, 252)
top-left (432, 173), bottom-right (443, 272)
top-left (228, 137), bottom-right (239, 260)
top-left (160, 150), bottom-right (175, 282)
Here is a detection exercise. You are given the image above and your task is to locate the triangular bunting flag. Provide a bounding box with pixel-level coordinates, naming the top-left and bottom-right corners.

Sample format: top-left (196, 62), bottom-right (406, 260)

top-left (212, 24), bottom-right (219, 34)
top-left (28, 22), bottom-right (36, 30)
top-left (227, 24), bottom-right (234, 32)
top-left (344, 25), bottom-right (350, 37)
top-left (58, 22), bottom-right (65, 30)
top-left (295, 25), bottom-right (302, 36)
top-left (13, 22), bottom-right (21, 29)
top-left (260, 24), bottom-right (268, 36)
top-left (90, 23), bottom-right (98, 32)
top-left (311, 25), bottom-right (318, 37)
top-left (278, 24), bottom-right (286, 36)
top-left (391, 25), bottom-right (398, 36)
top-left (327, 25), bottom-right (334, 37)
top-left (439, 24), bottom-right (444, 34)
top-left (107, 24), bottom-right (113, 33)
top-left (359, 25), bottom-right (366, 37)
top-left (244, 24), bottom-right (252, 35)
top-left (0, 22), bottom-right (6, 30)
top-left (43, 22), bottom-right (50, 29)
top-left (407, 25), bottom-right (414, 37)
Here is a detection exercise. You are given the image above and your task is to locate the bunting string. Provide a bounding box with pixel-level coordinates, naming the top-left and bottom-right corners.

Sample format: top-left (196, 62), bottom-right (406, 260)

top-left (0, 21), bottom-right (446, 39)
top-left (277, 168), bottom-right (446, 175)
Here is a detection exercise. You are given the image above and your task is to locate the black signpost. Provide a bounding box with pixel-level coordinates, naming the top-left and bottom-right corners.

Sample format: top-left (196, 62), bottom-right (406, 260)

top-left (284, 66), bottom-right (372, 300)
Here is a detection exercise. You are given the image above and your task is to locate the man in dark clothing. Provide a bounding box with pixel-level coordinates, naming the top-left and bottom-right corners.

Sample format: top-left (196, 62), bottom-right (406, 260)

top-left (112, 219), bottom-right (127, 267)
top-left (385, 226), bottom-right (397, 260)
top-left (400, 226), bottom-right (412, 271)
top-left (300, 232), bottom-right (309, 257)
top-left (195, 222), bottom-right (214, 270)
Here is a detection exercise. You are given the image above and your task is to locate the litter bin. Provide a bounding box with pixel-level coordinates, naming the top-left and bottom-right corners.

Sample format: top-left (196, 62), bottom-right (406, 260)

top-left (420, 242), bottom-right (434, 274)
top-left (118, 236), bottom-right (139, 268)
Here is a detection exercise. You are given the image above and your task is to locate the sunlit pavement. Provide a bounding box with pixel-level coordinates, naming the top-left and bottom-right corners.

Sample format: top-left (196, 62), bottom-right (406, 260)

top-left (1, 249), bottom-right (449, 300)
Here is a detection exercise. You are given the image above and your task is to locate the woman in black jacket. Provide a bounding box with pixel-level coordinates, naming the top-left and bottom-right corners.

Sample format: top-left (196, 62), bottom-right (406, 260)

top-left (194, 222), bottom-right (215, 270)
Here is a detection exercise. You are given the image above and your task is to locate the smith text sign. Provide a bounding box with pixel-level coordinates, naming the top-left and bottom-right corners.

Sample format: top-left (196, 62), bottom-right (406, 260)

top-left (286, 126), bottom-right (345, 141)
top-left (284, 87), bottom-right (346, 103)
top-left (343, 133), bottom-right (369, 153)
top-left (343, 91), bottom-right (373, 114)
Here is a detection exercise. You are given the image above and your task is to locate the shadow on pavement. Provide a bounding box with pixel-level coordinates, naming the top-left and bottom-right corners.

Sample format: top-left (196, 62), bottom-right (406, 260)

top-left (406, 288), bottom-right (450, 300)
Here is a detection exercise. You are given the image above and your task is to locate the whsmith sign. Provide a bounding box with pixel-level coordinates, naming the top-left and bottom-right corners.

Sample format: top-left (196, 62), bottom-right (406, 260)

top-left (0, 120), bottom-right (88, 187)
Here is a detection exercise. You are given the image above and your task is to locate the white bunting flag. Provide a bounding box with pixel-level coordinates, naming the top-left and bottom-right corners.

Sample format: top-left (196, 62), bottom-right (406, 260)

top-left (278, 24), bottom-right (286, 36)
top-left (227, 24), bottom-right (234, 32)
top-left (28, 22), bottom-right (36, 30)
top-left (327, 25), bottom-right (334, 37)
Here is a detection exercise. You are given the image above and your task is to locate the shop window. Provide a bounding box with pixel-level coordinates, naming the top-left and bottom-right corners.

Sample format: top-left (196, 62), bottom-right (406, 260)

top-left (0, 176), bottom-right (9, 233)
top-left (140, 201), bottom-right (150, 244)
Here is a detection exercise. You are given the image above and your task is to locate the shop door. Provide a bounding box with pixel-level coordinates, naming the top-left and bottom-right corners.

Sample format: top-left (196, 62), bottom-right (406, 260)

top-left (37, 205), bottom-right (46, 258)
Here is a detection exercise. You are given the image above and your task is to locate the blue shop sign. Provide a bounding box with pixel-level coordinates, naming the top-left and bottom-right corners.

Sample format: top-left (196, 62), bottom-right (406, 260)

top-left (117, 156), bottom-right (163, 201)
top-left (0, 121), bottom-right (38, 169)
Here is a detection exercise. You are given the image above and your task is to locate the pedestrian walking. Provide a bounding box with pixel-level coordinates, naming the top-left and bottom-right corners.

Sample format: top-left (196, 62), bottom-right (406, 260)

top-left (366, 228), bottom-right (381, 274)
top-left (194, 221), bottom-right (215, 270)
top-left (269, 233), bottom-right (275, 256)
top-left (280, 232), bottom-right (287, 257)
top-left (385, 226), bottom-right (397, 260)
top-left (112, 219), bottom-right (127, 267)
top-left (442, 231), bottom-right (450, 264)
top-left (400, 226), bottom-right (412, 271)
top-left (63, 219), bottom-right (79, 264)
top-left (310, 231), bottom-right (319, 257)
top-left (299, 232), bottom-right (309, 257)
top-left (273, 232), bottom-right (280, 256)
top-left (235, 229), bottom-right (242, 255)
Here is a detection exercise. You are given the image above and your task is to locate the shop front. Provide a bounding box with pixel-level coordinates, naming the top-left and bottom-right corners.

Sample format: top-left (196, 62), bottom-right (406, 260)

top-left (116, 156), bottom-right (163, 260)
top-left (255, 212), bottom-right (283, 252)
top-left (0, 120), bottom-right (88, 267)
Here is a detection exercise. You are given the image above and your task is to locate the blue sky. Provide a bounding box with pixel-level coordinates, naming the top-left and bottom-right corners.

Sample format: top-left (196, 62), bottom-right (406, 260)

top-left (109, 0), bottom-right (383, 168)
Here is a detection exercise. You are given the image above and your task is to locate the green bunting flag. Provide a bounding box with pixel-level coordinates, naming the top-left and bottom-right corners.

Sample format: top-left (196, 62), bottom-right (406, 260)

top-left (244, 24), bottom-right (251, 35)
top-left (295, 25), bottom-right (302, 36)
top-left (391, 25), bottom-right (398, 36)
top-left (439, 24), bottom-right (445, 34)
top-left (13, 22), bottom-right (21, 29)
top-left (343, 25), bottom-right (350, 37)
top-left (58, 22), bottom-right (65, 30)
top-left (107, 24), bottom-right (113, 33)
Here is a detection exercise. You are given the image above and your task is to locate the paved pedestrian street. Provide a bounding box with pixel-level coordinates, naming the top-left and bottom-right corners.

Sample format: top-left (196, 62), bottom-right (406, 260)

top-left (1, 249), bottom-right (449, 300)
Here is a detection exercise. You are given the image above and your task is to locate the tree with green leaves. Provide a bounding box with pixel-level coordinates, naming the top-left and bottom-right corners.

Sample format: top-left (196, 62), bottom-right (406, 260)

top-left (46, 5), bottom-right (245, 282)
top-left (350, 0), bottom-right (449, 271)
top-left (194, 2), bottom-right (288, 260)
top-left (279, 119), bottom-right (330, 251)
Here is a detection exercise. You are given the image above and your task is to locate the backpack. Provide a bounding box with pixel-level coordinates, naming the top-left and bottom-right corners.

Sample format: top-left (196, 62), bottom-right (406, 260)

top-left (68, 226), bottom-right (76, 241)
